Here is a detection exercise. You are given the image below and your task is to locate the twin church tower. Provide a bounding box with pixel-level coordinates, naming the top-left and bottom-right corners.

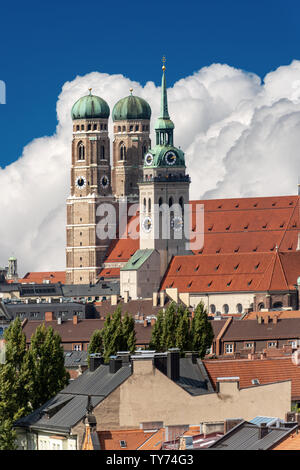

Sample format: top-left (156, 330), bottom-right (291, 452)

top-left (66, 63), bottom-right (191, 293)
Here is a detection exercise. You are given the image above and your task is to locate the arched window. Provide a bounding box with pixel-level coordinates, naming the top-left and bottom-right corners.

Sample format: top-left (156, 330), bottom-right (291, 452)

top-left (179, 196), bottom-right (184, 215)
top-left (101, 146), bottom-right (105, 159)
top-left (120, 143), bottom-right (126, 160)
top-left (148, 198), bottom-right (151, 213)
top-left (236, 303), bottom-right (243, 314)
top-left (210, 304), bottom-right (216, 314)
top-left (168, 197), bottom-right (173, 207)
top-left (258, 303), bottom-right (265, 311)
top-left (78, 142), bottom-right (85, 160)
top-left (143, 198), bottom-right (146, 212)
top-left (158, 197), bottom-right (163, 206)
top-left (223, 304), bottom-right (229, 314)
top-left (272, 301), bottom-right (283, 309)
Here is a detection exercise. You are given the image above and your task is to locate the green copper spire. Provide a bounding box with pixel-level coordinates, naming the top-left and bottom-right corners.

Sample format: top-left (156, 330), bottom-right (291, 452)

top-left (155, 58), bottom-right (174, 145)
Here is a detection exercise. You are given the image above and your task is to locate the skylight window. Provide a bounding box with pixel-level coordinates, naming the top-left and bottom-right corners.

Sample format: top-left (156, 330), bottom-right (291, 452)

top-left (120, 440), bottom-right (127, 448)
top-left (227, 280), bottom-right (232, 286)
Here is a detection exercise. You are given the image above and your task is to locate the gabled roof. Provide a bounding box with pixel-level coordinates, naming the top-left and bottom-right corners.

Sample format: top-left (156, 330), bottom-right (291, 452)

top-left (160, 250), bottom-right (300, 293)
top-left (121, 249), bottom-right (155, 271)
top-left (15, 363), bottom-right (132, 433)
top-left (207, 420), bottom-right (297, 450)
top-left (102, 195), bottom-right (300, 269)
top-left (97, 429), bottom-right (156, 450)
top-left (19, 272), bottom-right (66, 284)
top-left (203, 357), bottom-right (300, 400)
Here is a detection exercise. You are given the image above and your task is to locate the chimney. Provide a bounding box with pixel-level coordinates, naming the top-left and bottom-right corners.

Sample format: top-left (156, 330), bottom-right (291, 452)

top-left (109, 356), bottom-right (122, 374)
top-left (167, 348), bottom-right (180, 382)
top-left (153, 292), bottom-right (158, 307)
top-left (144, 319), bottom-right (148, 327)
top-left (124, 291), bottom-right (129, 303)
top-left (73, 314), bottom-right (78, 325)
top-left (111, 295), bottom-right (118, 306)
top-left (257, 316), bottom-right (262, 324)
top-left (258, 423), bottom-right (269, 439)
top-left (160, 291), bottom-right (165, 306)
top-left (45, 311), bottom-right (54, 322)
top-left (151, 317), bottom-right (156, 326)
top-left (264, 315), bottom-right (269, 324)
top-left (89, 353), bottom-right (104, 372)
top-left (273, 314), bottom-right (278, 324)
top-left (297, 233), bottom-right (300, 251)
top-left (57, 316), bottom-right (62, 325)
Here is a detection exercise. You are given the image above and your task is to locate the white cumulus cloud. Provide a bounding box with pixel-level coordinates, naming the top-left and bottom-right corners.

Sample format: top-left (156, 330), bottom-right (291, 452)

top-left (1, 61), bottom-right (300, 274)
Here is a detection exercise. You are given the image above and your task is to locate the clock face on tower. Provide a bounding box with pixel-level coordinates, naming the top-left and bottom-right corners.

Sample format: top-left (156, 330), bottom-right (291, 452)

top-left (171, 215), bottom-right (183, 232)
top-left (142, 216), bottom-right (152, 233)
top-left (75, 176), bottom-right (86, 189)
top-left (145, 153), bottom-right (154, 166)
top-left (165, 151), bottom-right (177, 166)
top-left (100, 175), bottom-right (109, 188)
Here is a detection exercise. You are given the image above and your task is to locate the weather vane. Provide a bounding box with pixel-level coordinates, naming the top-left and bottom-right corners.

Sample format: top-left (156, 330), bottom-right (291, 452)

top-left (162, 55), bottom-right (166, 71)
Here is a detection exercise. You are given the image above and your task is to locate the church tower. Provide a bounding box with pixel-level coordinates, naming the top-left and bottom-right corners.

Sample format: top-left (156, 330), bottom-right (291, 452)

top-left (111, 90), bottom-right (151, 201)
top-left (139, 61), bottom-right (191, 277)
top-left (66, 90), bottom-right (114, 285)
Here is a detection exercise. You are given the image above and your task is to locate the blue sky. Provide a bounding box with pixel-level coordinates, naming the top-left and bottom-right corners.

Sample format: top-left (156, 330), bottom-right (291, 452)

top-left (0, 0), bottom-right (299, 167)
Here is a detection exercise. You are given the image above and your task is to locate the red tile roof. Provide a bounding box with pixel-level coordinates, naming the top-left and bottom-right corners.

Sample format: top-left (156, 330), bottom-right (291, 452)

top-left (97, 430), bottom-right (155, 450)
top-left (272, 431), bottom-right (300, 450)
top-left (103, 196), bottom-right (300, 283)
top-left (160, 250), bottom-right (300, 293)
top-left (98, 268), bottom-right (120, 279)
top-left (203, 357), bottom-right (300, 400)
top-left (19, 271), bottom-right (66, 284)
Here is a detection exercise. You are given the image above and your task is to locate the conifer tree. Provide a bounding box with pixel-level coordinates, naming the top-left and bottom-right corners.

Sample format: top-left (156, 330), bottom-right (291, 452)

top-left (190, 302), bottom-right (214, 358)
top-left (149, 309), bottom-right (164, 351)
top-left (87, 329), bottom-right (103, 367)
top-left (101, 306), bottom-right (136, 363)
top-left (175, 307), bottom-right (191, 352)
top-left (0, 318), bottom-right (32, 449)
top-left (160, 302), bottom-right (178, 350)
top-left (28, 324), bottom-right (69, 410)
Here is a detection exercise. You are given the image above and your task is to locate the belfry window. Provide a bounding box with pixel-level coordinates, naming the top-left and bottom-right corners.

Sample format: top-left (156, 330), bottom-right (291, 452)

top-left (120, 143), bottom-right (126, 160)
top-left (78, 142), bottom-right (85, 160)
top-left (101, 146), bottom-right (105, 159)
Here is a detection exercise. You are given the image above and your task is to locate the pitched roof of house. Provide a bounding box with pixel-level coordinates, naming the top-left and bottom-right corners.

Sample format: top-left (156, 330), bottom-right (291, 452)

top-left (207, 420), bottom-right (297, 450)
top-left (203, 357), bottom-right (300, 400)
top-left (101, 195), bottom-right (300, 270)
top-left (272, 430), bottom-right (300, 450)
top-left (14, 363), bottom-right (132, 433)
top-left (22, 318), bottom-right (153, 346)
top-left (243, 310), bottom-right (300, 320)
top-left (19, 272), bottom-right (66, 284)
top-left (97, 429), bottom-right (156, 450)
top-left (160, 250), bottom-right (300, 293)
top-left (221, 318), bottom-right (300, 342)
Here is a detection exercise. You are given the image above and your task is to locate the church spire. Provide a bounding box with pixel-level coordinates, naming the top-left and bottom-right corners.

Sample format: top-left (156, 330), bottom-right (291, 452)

top-left (155, 57), bottom-right (174, 146)
top-left (160, 56), bottom-right (170, 119)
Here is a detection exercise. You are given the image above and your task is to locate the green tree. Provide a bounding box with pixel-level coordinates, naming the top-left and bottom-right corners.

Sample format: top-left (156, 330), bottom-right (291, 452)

top-left (101, 306), bottom-right (136, 363)
top-left (160, 302), bottom-right (178, 350)
top-left (87, 330), bottom-right (103, 367)
top-left (175, 306), bottom-right (191, 353)
top-left (0, 318), bottom-right (32, 449)
top-left (28, 324), bottom-right (69, 410)
top-left (190, 302), bottom-right (214, 358)
top-left (149, 310), bottom-right (164, 351)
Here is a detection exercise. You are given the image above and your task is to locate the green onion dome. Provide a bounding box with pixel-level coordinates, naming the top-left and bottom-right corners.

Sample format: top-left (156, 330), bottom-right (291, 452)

top-left (71, 91), bottom-right (110, 120)
top-left (112, 92), bottom-right (151, 121)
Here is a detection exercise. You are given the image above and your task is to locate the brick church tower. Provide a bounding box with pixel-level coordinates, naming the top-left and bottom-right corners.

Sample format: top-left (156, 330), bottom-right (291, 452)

top-left (66, 90), bottom-right (114, 285)
top-left (111, 90), bottom-right (151, 201)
